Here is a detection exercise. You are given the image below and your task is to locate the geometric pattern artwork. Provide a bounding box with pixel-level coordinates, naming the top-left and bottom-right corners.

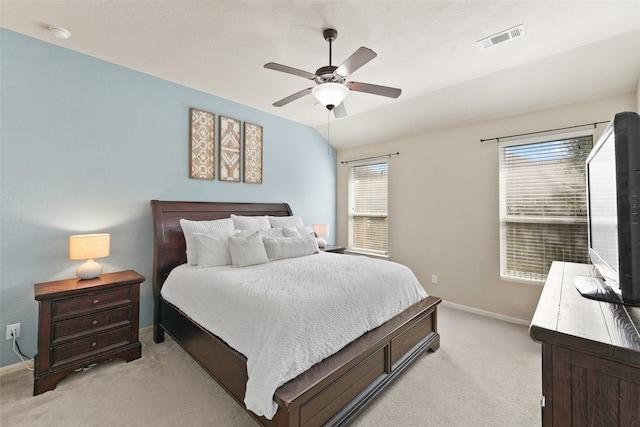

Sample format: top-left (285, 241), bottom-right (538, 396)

top-left (244, 122), bottom-right (263, 184)
top-left (219, 116), bottom-right (241, 182)
top-left (189, 108), bottom-right (215, 180)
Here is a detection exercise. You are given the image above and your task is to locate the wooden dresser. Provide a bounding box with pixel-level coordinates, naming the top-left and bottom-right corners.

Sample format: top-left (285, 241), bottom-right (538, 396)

top-left (33, 270), bottom-right (144, 395)
top-left (529, 262), bottom-right (640, 426)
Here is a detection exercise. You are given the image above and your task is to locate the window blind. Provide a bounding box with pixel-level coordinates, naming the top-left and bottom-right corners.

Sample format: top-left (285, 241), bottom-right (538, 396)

top-left (499, 132), bottom-right (593, 282)
top-left (348, 161), bottom-right (388, 255)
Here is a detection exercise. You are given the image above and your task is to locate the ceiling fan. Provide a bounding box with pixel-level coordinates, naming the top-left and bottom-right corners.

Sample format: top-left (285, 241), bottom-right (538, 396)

top-left (264, 28), bottom-right (402, 118)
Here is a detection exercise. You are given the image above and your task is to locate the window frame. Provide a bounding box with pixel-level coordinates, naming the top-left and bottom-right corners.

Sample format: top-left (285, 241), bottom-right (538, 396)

top-left (347, 158), bottom-right (389, 257)
top-left (498, 129), bottom-right (593, 285)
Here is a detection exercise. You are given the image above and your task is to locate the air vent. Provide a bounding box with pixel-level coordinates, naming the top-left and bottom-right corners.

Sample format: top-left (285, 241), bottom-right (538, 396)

top-left (477, 24), bottom-right (525, 50)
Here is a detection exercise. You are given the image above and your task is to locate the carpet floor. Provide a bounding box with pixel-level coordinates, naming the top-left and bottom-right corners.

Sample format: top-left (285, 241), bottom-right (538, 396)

top-left (0, 305), bottom-right (541, 426)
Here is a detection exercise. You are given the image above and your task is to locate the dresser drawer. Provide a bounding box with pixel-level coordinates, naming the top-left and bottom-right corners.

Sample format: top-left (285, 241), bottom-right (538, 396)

top-left (52, 306), bottom-right (131, 344)
top-left (51, 327), bottom-right (132, 367)
top-left (52, 287), bottom-right (131, 319)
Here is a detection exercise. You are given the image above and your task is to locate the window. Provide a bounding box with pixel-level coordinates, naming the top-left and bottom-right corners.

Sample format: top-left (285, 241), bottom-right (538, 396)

top-left (499, 131), bottom-right (593, 283)
top-left (348, 160), bottom-right (388, 255)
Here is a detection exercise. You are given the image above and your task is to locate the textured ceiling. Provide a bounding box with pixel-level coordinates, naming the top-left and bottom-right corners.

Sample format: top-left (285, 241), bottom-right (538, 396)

top-left (2, 1), bottom-right (640, 148)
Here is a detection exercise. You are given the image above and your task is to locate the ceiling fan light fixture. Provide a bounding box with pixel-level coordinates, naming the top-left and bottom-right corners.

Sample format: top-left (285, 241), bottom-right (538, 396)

top-left (312, 82), bottom-right (349, 110)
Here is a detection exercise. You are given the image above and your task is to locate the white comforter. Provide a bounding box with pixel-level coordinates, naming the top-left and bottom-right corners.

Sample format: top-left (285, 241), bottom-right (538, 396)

top-left (161, 252), bottom-right (427, 419)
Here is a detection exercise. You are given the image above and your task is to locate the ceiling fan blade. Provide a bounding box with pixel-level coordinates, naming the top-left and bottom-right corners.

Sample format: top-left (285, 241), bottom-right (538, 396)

top-left (348, 81), bottom-right (402, 98)
top-left (335, 47), bottom-right (377, 77)
top-left (264, 62), bottom-right (317, 80)
top-left (333, 102), bottom-right (347, 118)
top-left (273, 87), bottom-right (313, 107)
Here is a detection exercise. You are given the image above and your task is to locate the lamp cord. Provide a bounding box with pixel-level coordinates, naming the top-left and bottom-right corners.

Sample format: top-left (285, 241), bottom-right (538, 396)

top-left (12, 334), bottom-right (34, 371)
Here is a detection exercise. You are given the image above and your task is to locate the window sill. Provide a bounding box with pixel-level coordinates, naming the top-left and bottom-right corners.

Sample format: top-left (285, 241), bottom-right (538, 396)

top-left (345, 250), bottom-right (389, 260)
top-left (500, 275), bottom-right (545, 286)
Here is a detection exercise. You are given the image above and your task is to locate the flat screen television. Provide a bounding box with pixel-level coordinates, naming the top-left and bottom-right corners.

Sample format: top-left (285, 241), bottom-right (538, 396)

top-left (574, 111), bottom-right (640, 306)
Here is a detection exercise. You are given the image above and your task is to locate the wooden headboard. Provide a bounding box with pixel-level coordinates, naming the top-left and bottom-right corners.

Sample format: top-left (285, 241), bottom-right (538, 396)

top-left (150, 200), bottom-right (292, 296)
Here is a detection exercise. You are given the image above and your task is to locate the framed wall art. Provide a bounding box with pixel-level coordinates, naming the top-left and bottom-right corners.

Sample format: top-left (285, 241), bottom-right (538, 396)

top-left (244, 122), bottom-right (263, 184)
top-left (219, 116), bottom-right (241, 182)
top-left (189, 108), bottom-right (215, 180)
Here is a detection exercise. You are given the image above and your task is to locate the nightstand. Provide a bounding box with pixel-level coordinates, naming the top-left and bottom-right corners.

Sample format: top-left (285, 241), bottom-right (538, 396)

top-left (320, 245), bottom-right (346, 254)
top-left (33, 270), bottom-right (144, 395)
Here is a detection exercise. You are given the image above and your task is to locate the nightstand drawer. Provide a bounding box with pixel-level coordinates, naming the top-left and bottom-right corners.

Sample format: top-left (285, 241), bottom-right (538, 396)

top-left (52, 306), bottom-right (131, 344)
top-left (51, 327), bottom-right (132, 367)
top-left (52, 287), bottom-right (131, 319)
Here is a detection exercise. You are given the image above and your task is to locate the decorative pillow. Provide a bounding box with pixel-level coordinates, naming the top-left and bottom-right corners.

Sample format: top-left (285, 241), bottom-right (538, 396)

top-left (297, 226), bottom-right (315, 237)
top-left (180, 218), bottom-right (234, 264)
top-left (269, 215), bottom-right (304, 229)
top-left (193, 231), bottom-right (233, 268)
top-left (228, 231), bottom-right (269, 267)
top-left (281, 227), bottom-right (301, 238)
top-left (263, 234), bottom-right (319, 262)
top-left (231, 214), bottom-right (271, 230)
top-left (234, 228), bottom-right (285, 238)
top-left (263, 228), bottom-right (286, 238)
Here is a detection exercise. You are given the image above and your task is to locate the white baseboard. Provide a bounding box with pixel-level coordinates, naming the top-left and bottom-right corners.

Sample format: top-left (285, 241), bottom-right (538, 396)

top-left (440, 300), bottom-right (531, 326)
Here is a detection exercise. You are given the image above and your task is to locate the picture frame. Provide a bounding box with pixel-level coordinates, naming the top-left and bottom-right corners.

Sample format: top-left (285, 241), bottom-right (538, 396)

top-left (219, 116), bottom-right (241, 182)
top-left (189, 108), bottom-right (215, 180)
top-left (244, 122), bottom-right (263, 184)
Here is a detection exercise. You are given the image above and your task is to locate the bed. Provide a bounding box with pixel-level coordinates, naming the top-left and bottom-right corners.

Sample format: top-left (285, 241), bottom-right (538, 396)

top-left (151, 200), bottom-right (441, 427)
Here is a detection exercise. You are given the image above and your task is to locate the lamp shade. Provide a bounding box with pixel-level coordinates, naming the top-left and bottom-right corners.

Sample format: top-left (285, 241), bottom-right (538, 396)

top-left (312, 83), bottom-right (349, 109)
top-left (312, 224), bottom-right (329, 238)
top-left (312, 224), bottom-right (329, 248)
top-left (69, 233), bottom-right (110, 260)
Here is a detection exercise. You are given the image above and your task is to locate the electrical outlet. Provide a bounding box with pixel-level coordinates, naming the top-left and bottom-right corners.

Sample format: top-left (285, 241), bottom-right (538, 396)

top-left (6, 323), bottom-right (20, 340)
top-left (432, 275), bottom-right (439, 284)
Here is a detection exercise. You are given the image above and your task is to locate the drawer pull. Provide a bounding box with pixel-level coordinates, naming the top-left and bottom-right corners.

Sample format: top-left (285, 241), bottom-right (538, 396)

top-left (91, 341), bottom-right (97, 348)
top-left (92, 320), bottom-right (98, 326)
top-left (92, 299), bottom-right (100, 305)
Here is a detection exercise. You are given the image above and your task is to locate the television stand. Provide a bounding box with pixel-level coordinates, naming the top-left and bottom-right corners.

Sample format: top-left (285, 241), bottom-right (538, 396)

top-left (530, 262), bottom-right (640, 426)
top-left (573, 274), bottom-right (624, 304)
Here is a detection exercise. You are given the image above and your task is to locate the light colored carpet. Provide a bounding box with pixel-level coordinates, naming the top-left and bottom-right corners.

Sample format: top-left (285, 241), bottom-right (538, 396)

top-left (0, 305), bottom-right (541, 426)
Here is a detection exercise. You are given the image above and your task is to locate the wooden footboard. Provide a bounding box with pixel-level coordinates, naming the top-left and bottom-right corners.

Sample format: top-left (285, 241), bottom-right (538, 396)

top-left (157, 294), bottom-right (440, 427)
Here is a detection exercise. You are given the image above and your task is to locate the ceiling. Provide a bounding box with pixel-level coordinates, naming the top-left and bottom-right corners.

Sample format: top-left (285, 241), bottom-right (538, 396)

top-left (2, 1), bottom-right (640, 149)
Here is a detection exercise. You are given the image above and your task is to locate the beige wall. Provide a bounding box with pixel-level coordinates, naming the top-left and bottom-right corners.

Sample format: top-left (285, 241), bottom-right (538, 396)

top-left (336, 93), bottom-right (637, 322)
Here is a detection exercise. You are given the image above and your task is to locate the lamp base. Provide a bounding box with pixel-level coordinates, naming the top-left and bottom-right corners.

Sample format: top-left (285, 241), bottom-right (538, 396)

top-left (316, 237), bottom-right (326, 248)
top-left (76, 259), bottom-right (103, 280)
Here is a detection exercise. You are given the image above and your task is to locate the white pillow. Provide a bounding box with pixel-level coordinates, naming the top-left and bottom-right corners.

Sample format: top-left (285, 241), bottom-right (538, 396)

top-left (193, 231), bottom-right (233, 267)
top-left (234, 228), bottom-right (285, 238)
top-left (269, 215), bottom-right (304, 229)
top-left (231, 214), bottom-right (271, 230)
top-left (263, 228), bottom-right (285, 238)
top-left (263, 234), bottom-right (319, 261)
top-left (281, 227), bottom-right (301, 238)
top-left (297, 226), bottom-right (315, 237)
top-left (228, 231), bottom-right (269, 267)
top-left (180, 218), bottom-right (234, 264)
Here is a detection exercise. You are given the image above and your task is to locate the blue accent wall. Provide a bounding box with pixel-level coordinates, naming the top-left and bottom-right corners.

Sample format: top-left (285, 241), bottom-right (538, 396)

top-left (0, 29), bottom-right (336, 367)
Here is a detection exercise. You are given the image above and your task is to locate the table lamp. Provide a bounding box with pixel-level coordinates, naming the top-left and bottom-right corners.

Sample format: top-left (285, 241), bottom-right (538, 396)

top-left (312, 224), bottom-right (329, 248)
top-left (69, 233), bottom-right (110, 279)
